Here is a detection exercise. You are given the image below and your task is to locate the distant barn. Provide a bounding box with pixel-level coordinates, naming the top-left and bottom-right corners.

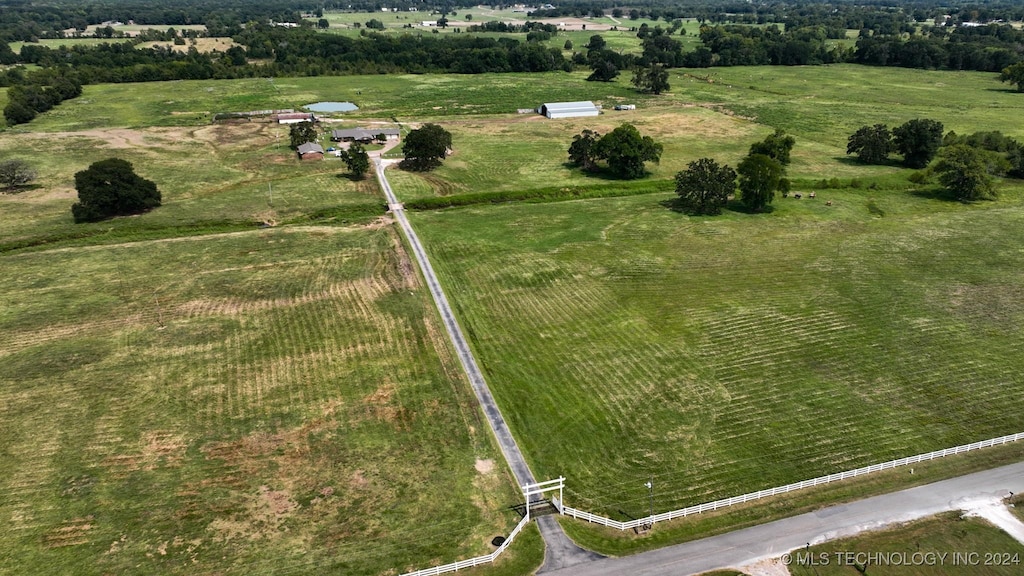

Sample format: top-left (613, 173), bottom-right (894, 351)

top-left (277, 112), bottom-right (316, 124)
top-left (538, 101), bottom-right (600, 119)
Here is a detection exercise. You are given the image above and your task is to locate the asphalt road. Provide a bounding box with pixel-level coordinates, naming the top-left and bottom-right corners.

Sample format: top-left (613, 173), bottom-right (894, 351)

top-left (544, 460), bottom-right (1024, 576)
top-left (374, 160), bottom-right (599, 570)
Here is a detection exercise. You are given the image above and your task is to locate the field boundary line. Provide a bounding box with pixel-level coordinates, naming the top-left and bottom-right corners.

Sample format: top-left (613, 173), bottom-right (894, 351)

top-left (560, 431), bottom-right (1024, 530)
top-left (400, 515), bottom-right (531, 576)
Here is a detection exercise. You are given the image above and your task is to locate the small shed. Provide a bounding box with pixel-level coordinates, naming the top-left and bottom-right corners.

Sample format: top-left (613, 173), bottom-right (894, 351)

top-left (297, 142), bottom-right (324, 160)
top-left (538, 101), bottom-right (600, 119)
top-left (278, 112), bottom-right (315, 124)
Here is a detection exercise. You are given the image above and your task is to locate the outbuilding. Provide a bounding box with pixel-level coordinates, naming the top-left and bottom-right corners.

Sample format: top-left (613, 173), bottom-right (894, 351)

top-left (538, 101), bottom-right (600, 119)
top-left (277, 112), bottom-right (316, 124)
top-left (297, 142), bottom-right (324, 160)
top-left (331, 128), bottom-right (401, 142)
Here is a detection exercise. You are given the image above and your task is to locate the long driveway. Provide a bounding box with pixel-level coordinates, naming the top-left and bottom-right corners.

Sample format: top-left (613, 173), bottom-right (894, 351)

top-left (544, 460), bottom-right (1024, 576)
top-left (373, 160), bottom-right (600, 571)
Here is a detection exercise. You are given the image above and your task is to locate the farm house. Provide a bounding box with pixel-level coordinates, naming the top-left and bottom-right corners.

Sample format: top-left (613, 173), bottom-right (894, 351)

top-left (538, 101), bottom-right (600, 119)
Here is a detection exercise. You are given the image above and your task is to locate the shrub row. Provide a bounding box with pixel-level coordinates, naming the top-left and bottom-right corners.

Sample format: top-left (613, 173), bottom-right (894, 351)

top-left (404, 180), bottom-right (674, 210)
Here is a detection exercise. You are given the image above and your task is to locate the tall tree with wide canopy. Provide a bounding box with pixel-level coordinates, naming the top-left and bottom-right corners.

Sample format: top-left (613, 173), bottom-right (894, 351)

top-left (72, 158), bottom-right (161, 223)
top-left (737, 154), bottom-right (783, 212)
top-left (934, 144), bottom-right (1005, 202)
top-left (674, 158), bottom-right (736, 215)
top-left (847, 124), bottom-right (893, 164)
top-left (401, 124), bottom-right (452, 172)
top-left (592, 123), bottom-right (663, 179)
top-left (749, 129), bottom-right (796, 166)
top-left (893, 118), bottom-right (944, 168)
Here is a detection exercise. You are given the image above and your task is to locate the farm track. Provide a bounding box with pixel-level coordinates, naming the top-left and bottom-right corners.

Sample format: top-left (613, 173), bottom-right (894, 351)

top-left (373, 159), bottom-right (602, 571)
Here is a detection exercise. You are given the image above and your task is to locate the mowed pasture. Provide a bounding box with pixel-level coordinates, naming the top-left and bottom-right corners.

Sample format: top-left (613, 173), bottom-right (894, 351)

top-left (0, 224), bottom-right (538, 575)
top-left (408, 185), bottom-right (1024, 519)
top-left (391, 65), bottom-right (1024, 199)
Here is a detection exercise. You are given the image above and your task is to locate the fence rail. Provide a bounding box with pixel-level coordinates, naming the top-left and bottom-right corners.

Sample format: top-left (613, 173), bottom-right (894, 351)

top-left (562, 431), bottom-right (1024, 531)
top-left (400, 431), bottom-right (1023, 573)
top-left (400, 515), bottom-right (530, 576)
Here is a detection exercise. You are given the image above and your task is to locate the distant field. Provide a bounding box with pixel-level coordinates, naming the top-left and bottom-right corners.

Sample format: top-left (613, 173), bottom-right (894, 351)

top-left (138, 37), bottom-right (239, 53)
top-left (793, 511), bottom-right (1024, 575)
top-left (409, 183), bottom-right (1024, 518)
top-left (9, 38), bottom-right (132, 52)
top-left (0, 121), bottom-right (383, 246)
top-left (0, 225), bottom-right (537, 575)
top-left (83, 23), bottom-right (207, 37)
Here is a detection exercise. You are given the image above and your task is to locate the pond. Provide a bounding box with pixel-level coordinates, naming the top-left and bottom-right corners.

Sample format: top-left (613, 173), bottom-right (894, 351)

top-left (304, 101), bottom-right (359, 113)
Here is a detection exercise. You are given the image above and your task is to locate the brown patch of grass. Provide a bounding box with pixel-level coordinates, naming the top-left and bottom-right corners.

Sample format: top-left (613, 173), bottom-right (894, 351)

top-left (362, 381), bottom-right (413, 427)
top-left (44, 516), bottom-right (94, 548)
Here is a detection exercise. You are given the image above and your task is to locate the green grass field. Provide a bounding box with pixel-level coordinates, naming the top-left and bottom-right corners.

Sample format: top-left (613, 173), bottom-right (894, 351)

top-left (0, 224), bottom-right (540, 575)
top-left (407, 184), bottom-right (1024, 519)
top-left (0, 120), bottom-right (384, 248)
top-left (791, 511), bottom-right (1024, 575)
top-left (4, 62), bottom-right (1024, 571)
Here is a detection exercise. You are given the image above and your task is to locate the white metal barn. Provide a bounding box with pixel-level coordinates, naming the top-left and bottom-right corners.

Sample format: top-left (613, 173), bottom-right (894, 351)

top-left (538, 101), bottom-right (600, 119)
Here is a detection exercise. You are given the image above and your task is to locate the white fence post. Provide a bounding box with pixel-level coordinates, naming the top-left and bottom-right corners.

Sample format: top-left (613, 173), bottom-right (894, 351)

top-left (555, 432), bottom-right (1023, 532)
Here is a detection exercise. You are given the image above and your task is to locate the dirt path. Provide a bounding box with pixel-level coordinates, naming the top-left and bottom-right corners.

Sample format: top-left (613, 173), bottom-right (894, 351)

top-left (373, 160), bottom-right (601, 572)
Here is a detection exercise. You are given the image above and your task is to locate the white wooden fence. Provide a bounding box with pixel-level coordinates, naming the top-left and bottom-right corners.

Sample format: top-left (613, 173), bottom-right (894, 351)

top-left (399, 431), bottom-right (1023, 573)
top-left (561, 431), bottom-right (1024, 531)
top-left (400, 514), bottom-right (530, 576)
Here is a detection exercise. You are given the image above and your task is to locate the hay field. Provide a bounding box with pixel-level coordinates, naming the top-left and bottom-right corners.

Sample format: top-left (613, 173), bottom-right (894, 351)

top-left (408, 184), bottom-right (1024, 520)
top-left (0, 224), bottom-right (538, 574)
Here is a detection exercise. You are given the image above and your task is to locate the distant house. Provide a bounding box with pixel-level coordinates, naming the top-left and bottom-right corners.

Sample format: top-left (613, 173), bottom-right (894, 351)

top-left (331, 128), bottom-right (401, 142)
top-left (297, 142), bottom-right (324, 160)
top-left (421, 21), bottom-right (438, 27)
top-left (277, 112), bottom-right (315, 124)
top-left (538, 101), bottom-right (600, 119)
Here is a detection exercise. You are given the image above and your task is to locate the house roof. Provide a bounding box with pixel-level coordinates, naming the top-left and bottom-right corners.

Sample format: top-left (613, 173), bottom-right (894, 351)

top-left (297, 142), bottom-right (324, 155)
top-left (541, 101), bottom-right (598, 114)
top-left (332, 128), bottom-right (400, 140)
top-left (278, 112), bottom-right (314, 121)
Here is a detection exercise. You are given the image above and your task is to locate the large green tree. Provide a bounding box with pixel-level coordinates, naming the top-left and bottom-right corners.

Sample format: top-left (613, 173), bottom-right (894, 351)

top-left (289, 121), bottom-right (318, 149)
top-left (893, 118), bottom-right (944, 168)
top-left (934, 144), bottom-right (1005, 202)
top-left (749, 129), bottom-right (796, 166)
top-left (737, 154), bottom-right (783, 213)
top-left (401, 123), bottom-right (452, 172)
top-left (674, 158), bottom-right (736, 215)
top-left (592, 123), bottom-right (663, 179)
top-left (847, 124), bottom-right (893, 164)
top-left (71, 158), bottom-right (161, 223)
top-left (567, 129), bottom-right (602, 171)
top-left (631, 63), bottom-right (670, 94)
top-left (339, 142), bottom-right (371, 179)
top-left (1000, 61), bottom-right (1024, 93)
